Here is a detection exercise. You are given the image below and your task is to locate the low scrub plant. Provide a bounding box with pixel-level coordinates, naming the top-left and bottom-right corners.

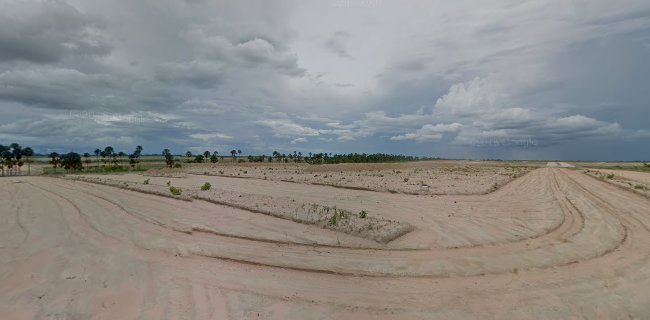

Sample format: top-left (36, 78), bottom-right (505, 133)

top-left (169, 186), bottom-right (182, 195)
top-left (143, 179), bottom-right (150, 185)
top-left (201, 182), bottom-right (211, 191)
top-left (359, 210), bottom-right (368, 218)
top-left (606, 174), bottom-right (615, 179)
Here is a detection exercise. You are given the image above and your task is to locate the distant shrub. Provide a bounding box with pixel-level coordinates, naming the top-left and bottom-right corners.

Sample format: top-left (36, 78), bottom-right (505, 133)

top-left (329, 214), bottom-right (337, 226)
top-left (174, 163), bottom-right (182, 168)
top-left (201, 182), bottom-right (211, 191)
top-left (166, 181), bottom-right (171, 186)
top-left (169, 186), bottom-right (182, 195)
top-left (359, 210), bottom-right (368, 218)
top-left (606, 174), bottom-right (615, 179)
top-left (634, 184), bottom-right (646, 190)
top-left (403, 177), bottom-right (409, 183)
top-left (143, 179), bottom-right (150, 185)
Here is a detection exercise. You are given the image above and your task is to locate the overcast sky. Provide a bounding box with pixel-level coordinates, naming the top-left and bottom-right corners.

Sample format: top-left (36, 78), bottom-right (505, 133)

top-left (0, 0), bottom-right (649, 160)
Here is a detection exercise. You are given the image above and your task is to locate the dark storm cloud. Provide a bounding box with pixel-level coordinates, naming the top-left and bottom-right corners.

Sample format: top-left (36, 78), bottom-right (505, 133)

top-left (0, 0), bottom-right (110, 63)
top-left (0, 68), bottom-right (129, 110)
top-left (0, 0), bottom-right (648, 159)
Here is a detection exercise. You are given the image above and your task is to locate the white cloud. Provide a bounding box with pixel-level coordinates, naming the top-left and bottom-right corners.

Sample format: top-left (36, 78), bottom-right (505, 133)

top-left (290, 137), bottom-right (308, 144)
top-left (390, 123), bottom-right (462, 142)
top-left (257, 119), bottom-right (320, 138)
top-left (189, 132), bottom-right (233, 141)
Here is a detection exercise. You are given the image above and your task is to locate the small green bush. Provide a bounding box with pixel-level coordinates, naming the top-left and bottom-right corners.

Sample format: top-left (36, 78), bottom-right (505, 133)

top-left (606, 174), bottom-right (615, 179)
top-left (174, 163), bottom-right (182, 168)
top-left (166, 181), bottom-right (171, 186)
top-left (201, 182), bottom-right (211, 191)
top-left (143, 179), bottom-right (150, 185)
top-left (359, 210), bottom-right (368, 218)
top-left (634, 184), bottom-right (646, 190)
top-left (329, 214), bottom-right (337, 226)
top-left (169, 186), bottom-right (182, 195)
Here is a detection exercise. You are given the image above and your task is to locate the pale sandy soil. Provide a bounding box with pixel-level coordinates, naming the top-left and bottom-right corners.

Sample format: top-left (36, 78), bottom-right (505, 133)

top-left (182, 161), bottom-right (534, 195)
top-left (584, 169), bottom-right (650, 197)
top-left (1, 168), bottom-right (650, 318)
top-left (65, 175), bottom-right (414, 244)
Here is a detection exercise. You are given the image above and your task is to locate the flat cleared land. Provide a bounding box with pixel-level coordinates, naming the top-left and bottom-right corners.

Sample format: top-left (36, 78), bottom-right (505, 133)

top-left (183, 160), bottom-right (534, 195)
top-left (1, 165), bottom-right (650, 318)
top-left (584, 168), bottom-right (650, 197)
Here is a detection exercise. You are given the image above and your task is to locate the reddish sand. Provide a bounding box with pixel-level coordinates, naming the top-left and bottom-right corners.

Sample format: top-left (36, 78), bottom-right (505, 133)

top-left (1, 168), bottom-right (649, 318)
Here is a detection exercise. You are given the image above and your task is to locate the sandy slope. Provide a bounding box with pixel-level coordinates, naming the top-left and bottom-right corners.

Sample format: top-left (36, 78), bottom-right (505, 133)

top-left (1, 168), bottom-right (649, 319)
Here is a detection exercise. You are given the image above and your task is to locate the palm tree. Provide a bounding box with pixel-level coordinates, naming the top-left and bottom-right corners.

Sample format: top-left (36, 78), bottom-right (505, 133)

top-left (22, 147), bottom-right (34, 175)
top-left (162, 149), bottom-right (174, 168)
top-left (210, 151), bottom-right (219, 163)
top-left (134, 145), bottom-right (143, 169)
top-left (94, 149), bottom-right (101, 167)
top-left (83, 152), bottom-right (91, 169)
top-left (103, 146), bottom-right (114, 167)
top-left (49, 152), bottom-right (61, 173)
top-left (0, 144), bottom-right (8, 176)
top-left (237, 149), bottom-right (242, 157)
top-left (203, 150), bottom-right (210, 160)
top-left (230, 149), bottom-right (237, 159)
top-left (9, 143), bottom-right (23, 174)
top-left (118, 152), bottom-right (127, 167)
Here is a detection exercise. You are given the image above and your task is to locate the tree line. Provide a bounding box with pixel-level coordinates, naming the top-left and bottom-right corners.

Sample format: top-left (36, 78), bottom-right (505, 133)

top-left (3, 142), bottom-right (437, 176)
top-left (48, 145), bottom-right (145, 173)
top-left (0, 143), bottom-right (34, 176)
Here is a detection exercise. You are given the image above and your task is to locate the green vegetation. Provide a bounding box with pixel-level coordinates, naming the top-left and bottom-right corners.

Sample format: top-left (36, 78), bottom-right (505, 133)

top-left (359, 210), bottom-right (368, 218)
top-left (169, 186), bottom-right (182, 195)
top-left (0, 143), bottom-right (33, 176)
top-left (606, 173), bottom-right (615, 179)
top-left (162, 149), bottom-right (175, 168)
top-left (302, 152), bottom-right (436, 164)
top-left (201, 182), bottom-right (211, 191)
top-left (143, 179), bottom-right (150, 185)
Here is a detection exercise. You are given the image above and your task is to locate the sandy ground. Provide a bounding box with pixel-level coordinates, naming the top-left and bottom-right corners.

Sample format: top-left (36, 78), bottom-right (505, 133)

top-left (181, 161), bottom-right (534, 195)
top-left (584, 169), bottom-right (650, 197)
top-left (1, 168), bottom-right (650, 318)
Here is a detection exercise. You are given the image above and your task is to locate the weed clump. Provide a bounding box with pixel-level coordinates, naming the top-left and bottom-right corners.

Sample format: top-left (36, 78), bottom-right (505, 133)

top-left (606, 174), bottom-right (615, 179)
top-left (143, 179), bottom-right (150, 185)
top-left (169, 186), bottom-right (182, 195)
top-left (359, 210), bottom-right (368, 218)
top-left (201, 182), bottom-right (211, 191)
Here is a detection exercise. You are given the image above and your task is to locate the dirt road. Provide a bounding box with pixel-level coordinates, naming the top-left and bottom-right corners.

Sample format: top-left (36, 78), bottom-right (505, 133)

top-left (1, 168), bottom-right (649, 319)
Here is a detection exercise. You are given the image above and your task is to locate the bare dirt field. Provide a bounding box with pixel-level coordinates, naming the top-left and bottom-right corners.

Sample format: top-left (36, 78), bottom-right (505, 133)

top-left (1, 164), bottom-right (650, 319)
top-left (583, 168), bottom-right (650, 197)
top-left (180, 160), bottom-right (535, 195)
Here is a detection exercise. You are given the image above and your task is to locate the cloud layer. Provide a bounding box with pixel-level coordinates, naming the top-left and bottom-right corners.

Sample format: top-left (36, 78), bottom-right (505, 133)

top-left (0, 0), bottom-right (649, 160)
